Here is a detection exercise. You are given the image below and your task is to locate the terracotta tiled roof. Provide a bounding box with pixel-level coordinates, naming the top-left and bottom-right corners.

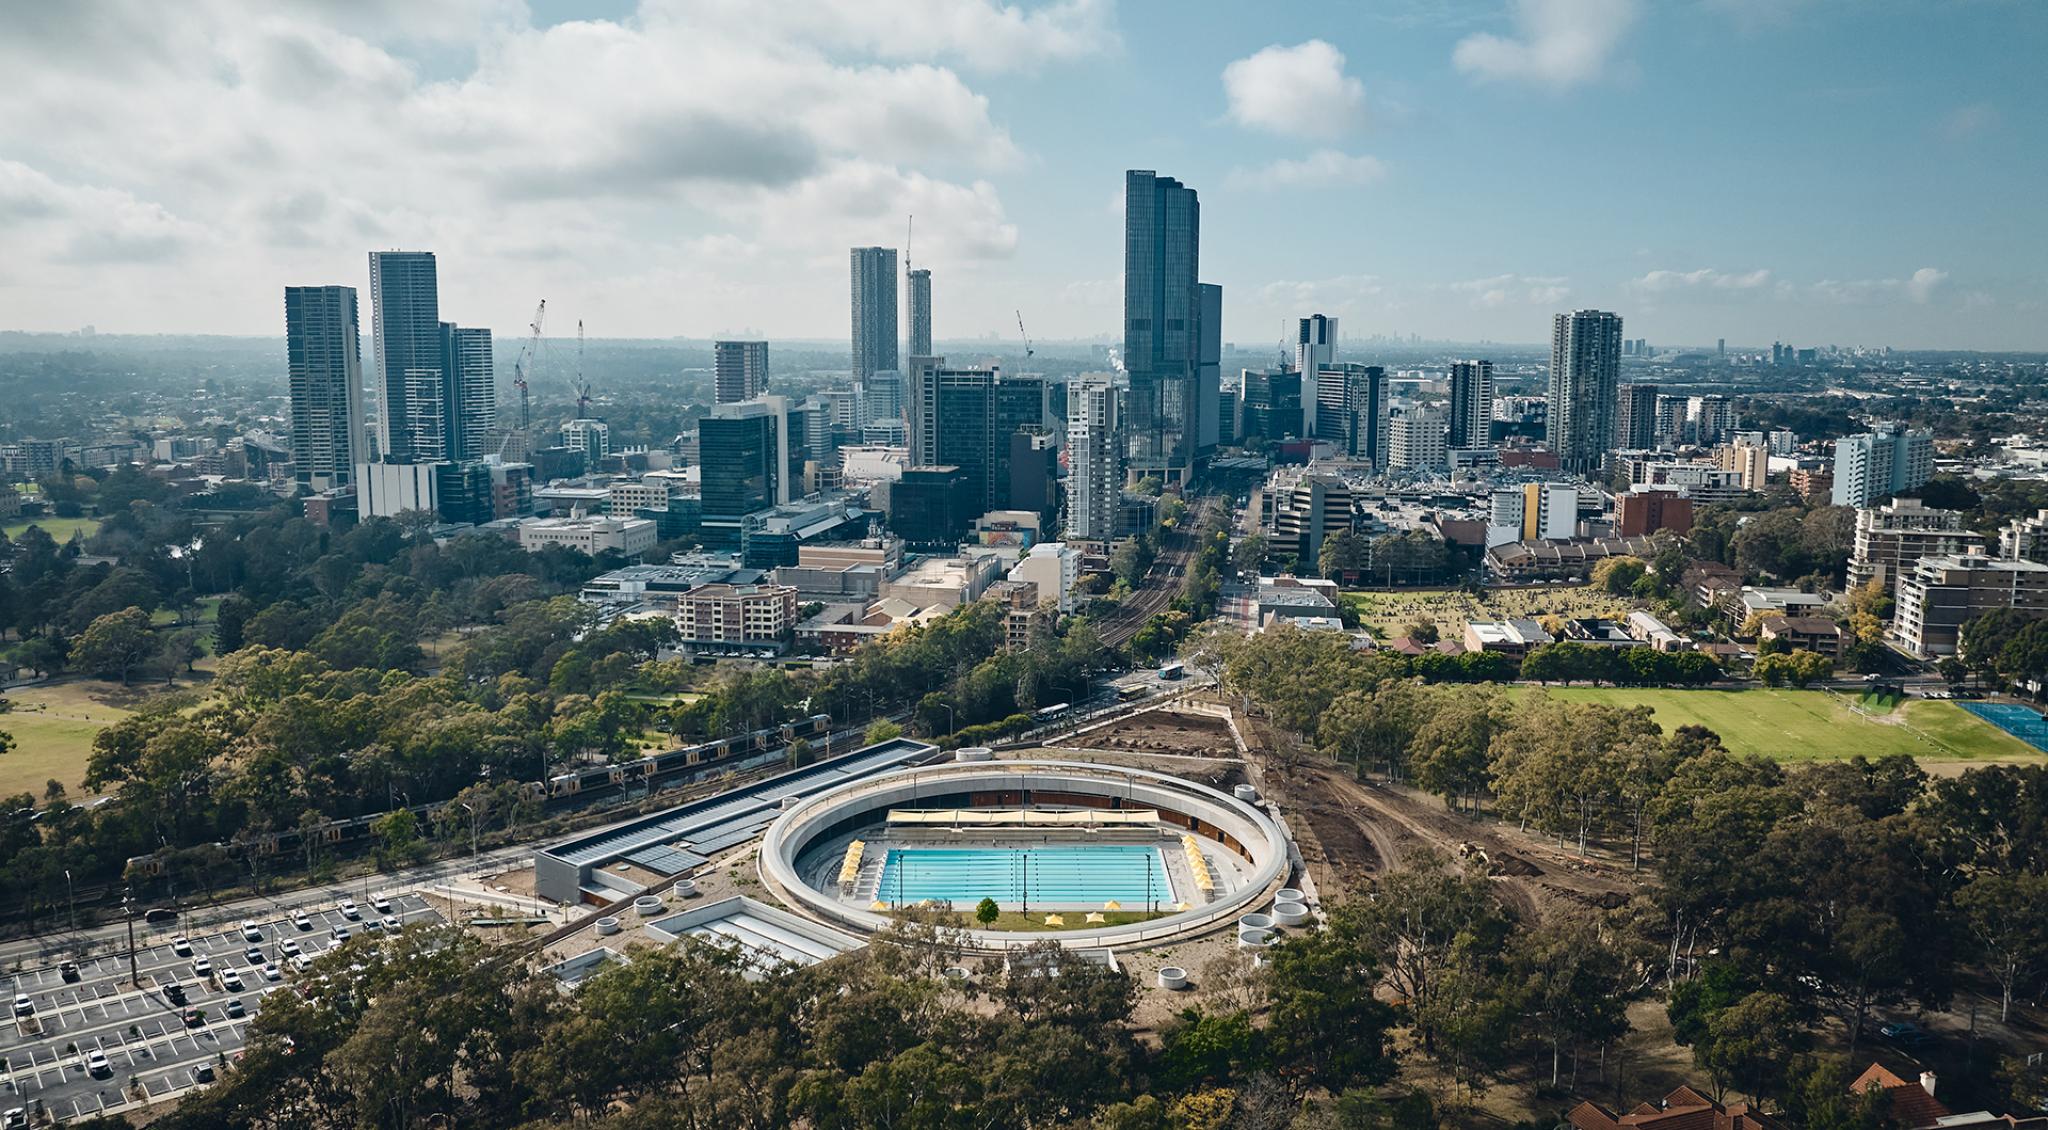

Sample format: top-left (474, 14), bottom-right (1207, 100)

top-left (1850, 1064), bottom-right (1950, 1129)
top-left (1566, 1086), bottom-right (1784, 1130)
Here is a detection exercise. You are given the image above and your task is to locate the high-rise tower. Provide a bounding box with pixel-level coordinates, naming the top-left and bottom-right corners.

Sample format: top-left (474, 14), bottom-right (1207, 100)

top-left (714, 340), bottom-right (769, 404)
top-left (1616, 383), bottom-right (1660, 450)
top-left (1546, 309), bottom-right (1624, 474)
top-left (1447, 360), bottom-right (1495, 450)
top-left (907, 267), bottom-right (932, 358)
top-left (1066, 374), bottom-right (1121, 541)
top-left (1296, 314), bottom-right (1337, 436)
top-left (1123, 170), bottom-right (1200, 482)
top-left (441, 323), bottom-right (494, 462)
top-left (368, 251), bottom-right (441, 462)
top-left (850, 247), bottom-right (899, 381)
top-left (284, 285), bottom-right (365, 490)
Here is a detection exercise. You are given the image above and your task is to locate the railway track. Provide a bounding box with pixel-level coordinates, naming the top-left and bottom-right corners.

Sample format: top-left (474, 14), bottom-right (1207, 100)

top-left (1095, 529), bottom-right (1195, 647)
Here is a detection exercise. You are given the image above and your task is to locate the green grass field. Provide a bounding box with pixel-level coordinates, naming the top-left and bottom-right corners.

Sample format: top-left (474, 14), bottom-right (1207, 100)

top-left (0, 682), bottom-right (142, 800)
top-left (1505, 686), bottom-right (2042, 764)
top-left (2, 516), bottom-right (102, 543)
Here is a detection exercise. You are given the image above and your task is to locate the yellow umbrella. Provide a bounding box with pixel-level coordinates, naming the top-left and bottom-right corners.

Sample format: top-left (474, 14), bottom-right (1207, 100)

top-left (1103, 900), bottom-right (1122, 910)
top-left (1174, 901), bottom-right (1192, 911)
top-left (1084, 912), bottom-right (1106, 923)
top-left (870, 900), bottom-right (891, 911)
top-left (1043, 914), bottom-right (1065, 927)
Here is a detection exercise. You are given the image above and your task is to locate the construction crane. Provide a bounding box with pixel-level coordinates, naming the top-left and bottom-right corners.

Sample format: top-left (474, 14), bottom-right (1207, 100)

top-left (1016, 310), bottom-right (1033, 360)
top-left (905, 213), bottom-right (913, 273)
top-left (512, 299), bottom-right (546, 429)
top-left (572, 319), bottom-right (593, 419)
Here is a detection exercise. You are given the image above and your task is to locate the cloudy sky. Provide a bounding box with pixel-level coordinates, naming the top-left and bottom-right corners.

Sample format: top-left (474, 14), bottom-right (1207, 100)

top-left (2, 0), bottom-right (2043, 349)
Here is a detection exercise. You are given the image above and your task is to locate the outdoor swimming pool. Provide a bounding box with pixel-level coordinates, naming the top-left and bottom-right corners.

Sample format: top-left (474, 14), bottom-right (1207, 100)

top-left (874, 844), bottom-right (1173, 907)
top-left (1961, 702), bottom-right (2048, 753)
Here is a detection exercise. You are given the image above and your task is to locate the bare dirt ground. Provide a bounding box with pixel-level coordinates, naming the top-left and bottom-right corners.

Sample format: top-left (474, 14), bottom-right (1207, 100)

top-left (1068, 708), bottom-right (1239, 758)
top-left (1239, 711), bottom-right (1636, 923)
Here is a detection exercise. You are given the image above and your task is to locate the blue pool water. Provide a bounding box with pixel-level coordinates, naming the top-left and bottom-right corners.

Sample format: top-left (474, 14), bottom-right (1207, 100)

top-left (874, 845), bottom-right (1172, 906)
top-left (1962, 702), bottom-right (2048, 753)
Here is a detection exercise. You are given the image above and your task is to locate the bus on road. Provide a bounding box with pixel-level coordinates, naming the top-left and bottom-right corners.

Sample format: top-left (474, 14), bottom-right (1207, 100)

top-left (1157, 661), bottom-right (1185, 680)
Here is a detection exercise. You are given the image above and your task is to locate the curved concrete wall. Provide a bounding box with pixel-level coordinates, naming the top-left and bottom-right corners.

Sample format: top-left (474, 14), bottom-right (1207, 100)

top-left (759, 760), bottom-right (1289, 949)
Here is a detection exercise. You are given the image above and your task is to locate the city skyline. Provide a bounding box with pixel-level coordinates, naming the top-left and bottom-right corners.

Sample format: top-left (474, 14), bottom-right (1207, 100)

top-left (2, 2), bottom-right (2044, 350)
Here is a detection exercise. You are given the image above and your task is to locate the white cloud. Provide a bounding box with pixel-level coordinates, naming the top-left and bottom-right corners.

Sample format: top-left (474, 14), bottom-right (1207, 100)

top-left (643, 0), bottom-right (1119, 74)
top-left (1255, 274), bottom-right (1385, 309)
top-left (1227, 150), bottom-right (1387, 191)
top-left (1632, 267), bottom-right (1773, 293)
top-left (1222, 40), bottom-right (1368, 139)
top-left (1809, 267), bottom-right (1949, 306)
top-left (1905, 267), bottom-right (1948, 303)
top-left (1449, 274), bottom-right (1570, 307)
top-left (0, 0), bottom-right (1069, 334)
top-left (0, 160), bottom-right (207, 265)
top-left (1452, 0), bottom-right (1639, 89)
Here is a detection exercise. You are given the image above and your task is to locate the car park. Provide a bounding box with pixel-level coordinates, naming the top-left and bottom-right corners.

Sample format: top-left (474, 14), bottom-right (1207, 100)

top-left (338, 898), bottom-right (360, 919)
top-left (241, 921), bottom-right (264, 943)
top-left (279, 938), bottom-right (301, 957)
top-left (291, 954), bottom-right (312, 973)
top-left (363, 918), bottom-right (383, 933)
top-left (293, 910), bottom-right (311, 930)
top-left (85, 1050), bottom-right (110, 1078)
top-left (193, 1063), bottom-right (216, 1084)
top-left (221, 968), bottom-right (244, 991)
top-left (381, 915), bottom-right (401, 931)
top-left (225, 998), bottom-right (245, 1019)
top-left (262, 963), bottom-right (282, 982)
top-left (12, 994), bottom-right (33, 1018)
top-left (183, 1008), bottom-right (203, 1028)
top-left (192, 956), bottom-right (213, 978)
top-left (59, 961), bottom-right (79, 982)
top-left (331, 925), bottom-right (350, 942)
top-left (163, 982), bottom-right (186, 1004)
top-left (171, 934), bottom-right (192, 956)
top-left (245, 946), bottom-right (265, 964)
top-left (372, 896), bottom-right (392, 914)
top-left (3, 1107), bottom-right (25, 1128)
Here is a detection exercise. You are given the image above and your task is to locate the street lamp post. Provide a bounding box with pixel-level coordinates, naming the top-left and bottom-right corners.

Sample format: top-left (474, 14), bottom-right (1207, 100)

top-left (458, 802), bottom-right (479, 872)
top-left (940, 704), bottom-right (955, 740)
top-left (64, 869), bottom-right (75, 932)
top-left (123, 886), bottom-right (140, 989)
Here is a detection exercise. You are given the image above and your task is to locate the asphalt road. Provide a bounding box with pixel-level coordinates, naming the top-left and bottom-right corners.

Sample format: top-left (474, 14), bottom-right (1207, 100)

top-left (2, 895), bottom-right (442, 1125)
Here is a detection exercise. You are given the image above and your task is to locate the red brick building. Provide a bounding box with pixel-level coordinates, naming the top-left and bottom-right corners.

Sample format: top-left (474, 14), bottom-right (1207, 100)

top-left (1617, 491), bottom-right (1695, 537)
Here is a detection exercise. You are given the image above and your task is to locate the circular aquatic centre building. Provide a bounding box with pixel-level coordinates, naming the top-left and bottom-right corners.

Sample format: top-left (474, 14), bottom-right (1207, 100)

top-left (759, 758), bottom-right (1290, 949)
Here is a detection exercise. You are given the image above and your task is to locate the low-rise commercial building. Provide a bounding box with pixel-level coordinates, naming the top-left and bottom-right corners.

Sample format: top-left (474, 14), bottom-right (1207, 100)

top-left (1007, 542), bottom-right (1082, 613)
top-left (881, 553), bottom-right (1000, 610)
top-left (672, 582), bottom-right (799, 655)
top-left (1255, 575), bottom-right (1340, 624)
top-left (1892, 551), bottom-right (2048, 657)
top-left (1847, 499), bottom-right (1985, 595)
top-left (1463, 619), bottom-right (1554, 656)
top-left (517, 514), bottom-right (659, 556)
top-left (1626, 610), bottom-right (1686, 652)
top-left (1617, 490), bottom-right (1694, 537)
top-left (1758, 615), bottom-right (1844, 661)
top-left (2001, 509), bottom-right (2048, 564)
